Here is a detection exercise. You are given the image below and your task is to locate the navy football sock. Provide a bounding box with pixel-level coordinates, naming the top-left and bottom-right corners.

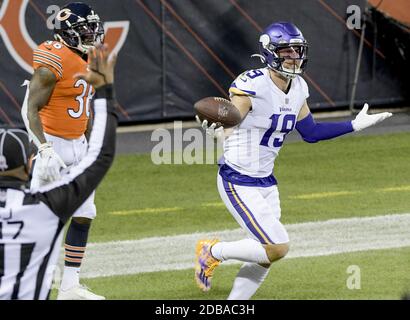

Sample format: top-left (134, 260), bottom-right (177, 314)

top-left (64, 220), bottom-right (90, 268)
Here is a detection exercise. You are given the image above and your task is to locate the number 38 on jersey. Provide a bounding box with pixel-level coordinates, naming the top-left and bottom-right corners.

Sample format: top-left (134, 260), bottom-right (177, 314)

top-left (69, 79), bottom-right (93, 119)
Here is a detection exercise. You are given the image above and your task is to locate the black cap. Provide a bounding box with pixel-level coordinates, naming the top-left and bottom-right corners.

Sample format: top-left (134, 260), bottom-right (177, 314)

top-left (0, 128), bottom-right (29, 172)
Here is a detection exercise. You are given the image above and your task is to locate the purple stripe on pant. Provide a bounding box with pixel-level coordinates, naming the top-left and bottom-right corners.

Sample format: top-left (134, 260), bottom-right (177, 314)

top-left (221, 177), bottom-right (274, 245)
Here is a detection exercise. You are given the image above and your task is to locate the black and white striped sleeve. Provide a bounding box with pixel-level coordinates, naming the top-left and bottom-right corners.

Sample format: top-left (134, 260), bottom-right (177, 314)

top-left (34, 85), bottom-right (118, 223)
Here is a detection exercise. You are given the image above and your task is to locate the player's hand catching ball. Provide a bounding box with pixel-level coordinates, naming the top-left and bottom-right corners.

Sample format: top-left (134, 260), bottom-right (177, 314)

top-left (75, 44), bottom-right (117, 88)
top-left (195, 115), bottom-right (225, 140)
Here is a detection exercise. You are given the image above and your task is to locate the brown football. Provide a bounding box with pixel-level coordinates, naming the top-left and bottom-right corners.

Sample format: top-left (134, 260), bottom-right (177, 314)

top-left (194, 97), bottom-right (242, 128)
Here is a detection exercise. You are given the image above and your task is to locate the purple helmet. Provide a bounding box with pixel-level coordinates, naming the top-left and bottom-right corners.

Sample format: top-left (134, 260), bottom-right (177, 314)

top-left (253, 22), bottom-right (308, 79)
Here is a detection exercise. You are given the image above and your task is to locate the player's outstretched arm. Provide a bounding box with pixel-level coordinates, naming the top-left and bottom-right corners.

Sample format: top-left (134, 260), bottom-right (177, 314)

top-left (296, 101), bottom-right (392, 143)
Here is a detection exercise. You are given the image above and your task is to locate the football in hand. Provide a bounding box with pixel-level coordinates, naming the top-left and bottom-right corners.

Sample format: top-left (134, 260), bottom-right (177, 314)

top-left (194, 97), bottom-right (242, 128)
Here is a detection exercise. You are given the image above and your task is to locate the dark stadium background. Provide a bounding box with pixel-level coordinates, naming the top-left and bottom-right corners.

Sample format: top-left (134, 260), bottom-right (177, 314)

top-left (0, 0), bottom-right (408, 126)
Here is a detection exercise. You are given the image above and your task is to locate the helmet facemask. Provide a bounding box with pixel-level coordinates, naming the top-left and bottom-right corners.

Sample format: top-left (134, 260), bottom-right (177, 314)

top-left (54, 6), bottom-right (105, 54)
top-left (253, 31), bottom-right (309, 79)
top-left (270, 43), bottom-right (308, 79)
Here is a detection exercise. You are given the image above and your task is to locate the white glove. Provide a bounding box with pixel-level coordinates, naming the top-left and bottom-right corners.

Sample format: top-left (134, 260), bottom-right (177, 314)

top-left (195, 115), bottom-right (225, 140)
top-left (351, 103), bottom-right (392, 132)
top-left (35, 142), bottom-right (67, 183)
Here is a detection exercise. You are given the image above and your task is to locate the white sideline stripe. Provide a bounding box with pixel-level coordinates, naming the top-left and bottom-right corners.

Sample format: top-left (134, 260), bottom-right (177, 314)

top-left (61, 213), bottom-right (410, 279)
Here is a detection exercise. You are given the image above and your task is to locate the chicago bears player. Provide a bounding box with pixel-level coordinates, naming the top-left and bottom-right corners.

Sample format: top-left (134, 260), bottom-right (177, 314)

top-left (195, 22), bottom-right (392, 299)
top-left (1, 44), bottom-right (117, 300)
top-left (21, 2), bottom-right (106, 300)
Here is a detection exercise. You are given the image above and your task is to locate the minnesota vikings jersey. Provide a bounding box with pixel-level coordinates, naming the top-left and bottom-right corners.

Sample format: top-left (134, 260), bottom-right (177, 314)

top-left (223, 68), bottom-right (309, 179)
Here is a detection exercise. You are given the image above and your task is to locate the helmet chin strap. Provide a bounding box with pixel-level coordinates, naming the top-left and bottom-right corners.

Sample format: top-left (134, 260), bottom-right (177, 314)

top-left (279, 65), bottom-right (301, 79)
top-left (278, 71), bottom-right (297, 80)
top-left (270, 67), bottom-right (296, 80)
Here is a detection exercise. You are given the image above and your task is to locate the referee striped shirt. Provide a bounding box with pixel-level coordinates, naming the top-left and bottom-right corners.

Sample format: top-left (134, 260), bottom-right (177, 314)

top-left (0, 86), bottom-right (117, 299)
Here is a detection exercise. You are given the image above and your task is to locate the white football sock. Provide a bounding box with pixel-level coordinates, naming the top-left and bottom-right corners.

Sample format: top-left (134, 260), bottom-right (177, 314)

top-left (211, 238), bottom-right (270, 264)
top-left (60, 266), bottom-right (80, 291)
top-left (227, 263), bottom-right (270, 300)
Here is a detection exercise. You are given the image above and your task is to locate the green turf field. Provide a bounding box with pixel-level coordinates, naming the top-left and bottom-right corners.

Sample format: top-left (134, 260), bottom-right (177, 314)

top-left (54, 131), bottom-right (410, 299)
top-left (57, 247), bottom-right (410, 300)
top-left (91, 131), bottom-right (410, 242)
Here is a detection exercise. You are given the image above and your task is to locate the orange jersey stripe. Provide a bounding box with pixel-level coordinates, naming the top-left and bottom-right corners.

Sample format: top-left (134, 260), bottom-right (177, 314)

top-left (33, 57), bottom-right (63, 78)
top-left (33, 53), bottom-right (63, 69)
top-left (34, 48), bottom-right (62, 61)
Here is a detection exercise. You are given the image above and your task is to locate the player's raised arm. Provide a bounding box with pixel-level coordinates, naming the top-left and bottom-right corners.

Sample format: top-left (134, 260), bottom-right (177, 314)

top-left (296, 101), bottom-right (393, 143)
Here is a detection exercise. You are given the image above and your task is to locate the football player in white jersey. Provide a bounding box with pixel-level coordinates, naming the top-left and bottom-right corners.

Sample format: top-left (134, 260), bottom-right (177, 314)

top-left (195, 22), bottom-right (392, 300)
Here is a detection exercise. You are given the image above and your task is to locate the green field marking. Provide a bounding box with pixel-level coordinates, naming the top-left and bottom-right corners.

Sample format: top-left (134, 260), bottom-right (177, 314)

top-left (110, 207), bottom-right (184, 215)
top-left (289, 184), bottom-right (410, 200)
top-left (377, 185), bottom-right (410, 193)
top-left (289, 191), bottom-right (359, 200)
top-left (201, 202), bottom-right (225, 207)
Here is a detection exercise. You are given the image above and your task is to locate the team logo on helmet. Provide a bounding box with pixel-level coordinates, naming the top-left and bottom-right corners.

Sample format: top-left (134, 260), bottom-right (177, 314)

top-left (56, 9), bottom-right (72, 21)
